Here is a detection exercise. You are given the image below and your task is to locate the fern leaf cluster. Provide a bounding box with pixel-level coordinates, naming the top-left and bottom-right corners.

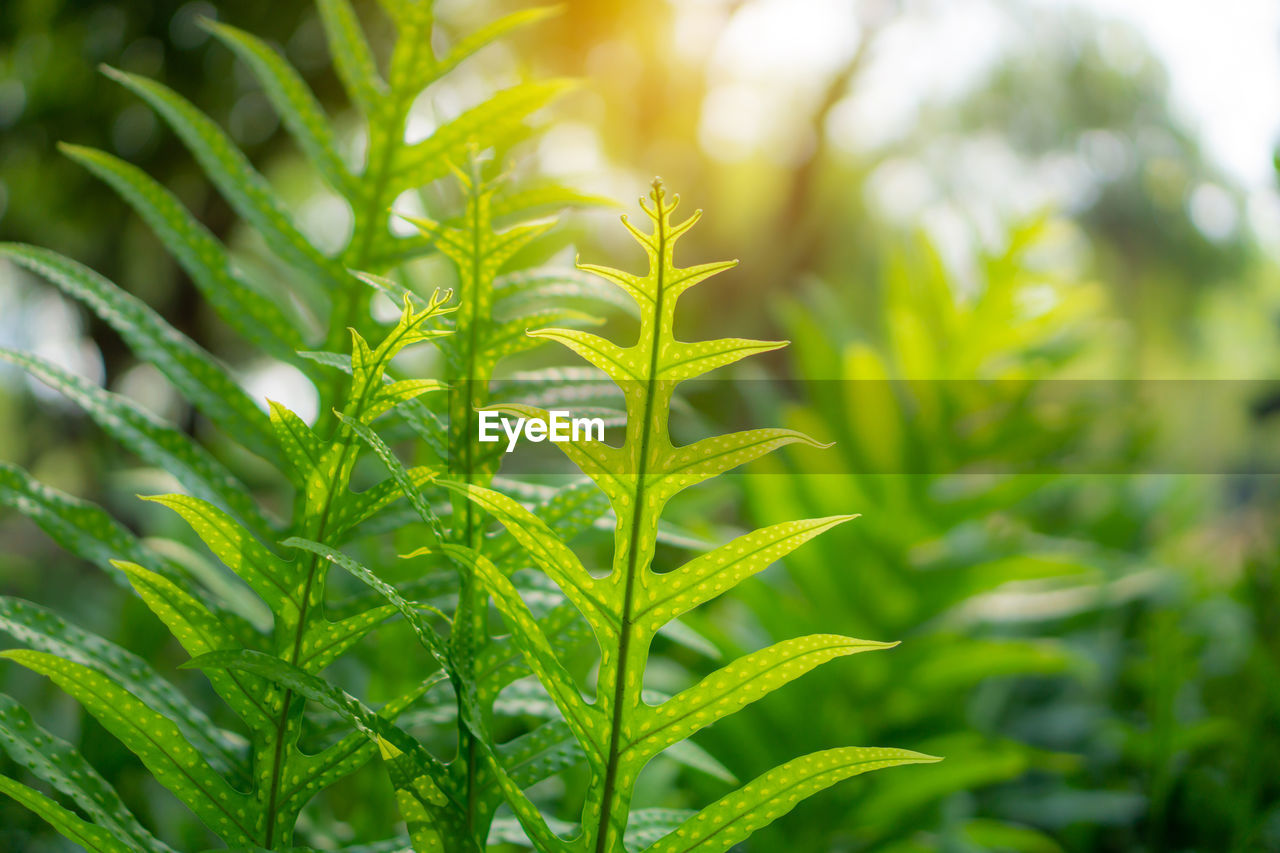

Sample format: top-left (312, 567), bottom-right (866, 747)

top-left (0, 2), bottom-right (596, 850)
top-left (0, 3), bottom-right (932, 850)
top-left (244, 182), bottom-right (937, 853)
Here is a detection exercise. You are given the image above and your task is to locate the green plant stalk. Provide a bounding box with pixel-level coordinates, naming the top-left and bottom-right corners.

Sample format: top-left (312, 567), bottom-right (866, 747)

top-left (169, 293), bottom-right (452, 847)
top-left (266, 318), bottom-right (433, 844)
top-left (397, 159), bottom-right (601, 836)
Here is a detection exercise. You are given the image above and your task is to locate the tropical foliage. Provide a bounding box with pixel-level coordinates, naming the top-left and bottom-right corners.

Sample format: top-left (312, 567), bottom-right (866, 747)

top-left (4, 2), bottom-right (1280, 852)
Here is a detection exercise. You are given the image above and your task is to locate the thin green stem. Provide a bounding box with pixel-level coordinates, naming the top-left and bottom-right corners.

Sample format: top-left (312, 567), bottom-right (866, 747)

top-left (594, 190), bottom-right (668, 853)
top-left (455, 164), bottom-right (488, 836)
top-left (264, 32), bottom-right (430, 842)
top-left (262, 333), bottom-right (396, 846)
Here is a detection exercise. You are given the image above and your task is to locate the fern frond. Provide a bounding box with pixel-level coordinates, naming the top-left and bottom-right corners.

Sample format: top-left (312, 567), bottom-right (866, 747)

top-left (56, 143), bottom-right (309, 360)
top-left (147, 293), bottom-right (452, 847)
top-left (1, 649), bottom-right (258, 843)
top-left (0, 597), bottom-right (246, 777)
top-left (0, 461), bottom-right (188, 586)
top-left (452, 182), bottom-right (938, 852)
top-left (201, 19), bottom-right (354, 197)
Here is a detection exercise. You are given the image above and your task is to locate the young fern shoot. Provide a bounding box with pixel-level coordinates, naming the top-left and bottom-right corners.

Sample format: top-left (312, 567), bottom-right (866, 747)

top-left (434, 181), bottom-right (941, 851)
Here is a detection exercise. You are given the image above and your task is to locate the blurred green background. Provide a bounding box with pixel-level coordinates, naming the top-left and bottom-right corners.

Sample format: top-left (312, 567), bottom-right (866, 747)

top-left (4, 0), bottom-right (1280, 850)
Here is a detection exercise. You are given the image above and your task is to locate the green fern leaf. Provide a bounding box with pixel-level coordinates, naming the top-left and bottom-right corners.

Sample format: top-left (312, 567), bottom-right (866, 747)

top-left (328, 465), bottom-right (440, 542)
top-left (101, 66), bottom-right (348, 292)
top-left (0, 649), bottom-right (258, 844)
top-left (0, 597), bottom-right (245, 778)
top-left (628, 635), bottom-right (896, 759)
top-left (283, 538), bottom-right (453, 670)
top-left (0, 243), bottom-right (279, 461)
top-left (114, 560), bottom-right (276, 730)
top-left (440, 545), bottom-right (597, 751)
top-left (343, 163), bottom-right (612, 848)
top-left (639, 748), bottom-right (937, 853)
top-left (202, 19), bottom-right (354, 196)
top-left (0, 348), bottom-right (270, 535)
top-left (187, 648), bottom-right (472, 853)
top-left (495, 268), bottom-right (641, 318)
top-left (390, 81), bottom-right (576, 194)
top-left (451, 182), bottom-right (937, 851)
top-left (187, 649), bottom-right (448, 779)
top-left (285, 678), bottom-right (438, 821)
top-left (484, 478), bottom-right (611, 572)
top-left (0, 694), bottom-right (172, 853)
top-left (0, 775), bottom-right (137, 853)
top-left (0, 461), bottom-right (186, 585)
top-left (434, 7), bottom-right (560, 81)
top-left (633, 516), bottom-right (858, 628)
top-left (619, 809), bottom-right (697, 852)
top-left (57, 143), bottom-right (308, 360)
top-left (142, 494), bottom-right (303, 622)
top-left (314, 0), bottom-right (386, 113)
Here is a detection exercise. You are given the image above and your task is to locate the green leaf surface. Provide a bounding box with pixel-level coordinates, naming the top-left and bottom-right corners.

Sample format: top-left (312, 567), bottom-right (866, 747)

top-left (116, 560), bottom-right (276, 731)
top-left (283, 538), bottom-right (451, 668)
top-left (203, 20), bottom-right (353, 195)
top-left (0, 775), bottom-right (136, 853)
top-left (0, 694), bottom-right (172, 853)
top-left (315, 0), bottom-right (387, 112)
top-left (143, 493), bottom-right (300, 622)
top-left (434, 7), bottom-right (560, 82)
top-left (102, 66), bottom-right (347, 292)
top-left (635, 516), bottom-right (858, 629)
top-left (0, 597), bottom-right (244, 779)
top-left (638, 748), bottom-right (940, 853)
top-left (438, 544), bottom-right (598, 753)
top-left (0, 461), bottom-right (182, 584)
top-left (0, 243), bottom-right (278, 461)
top-left (0, 348), bottom-right (269, 536)
top-left (390, 81), bottom-right (574, 191)
top-left (1, 649), bottom-right (258, 845)
top-left (57, 145), bottom-right (308, 362)
top-left (630, 635), bottom-right (895, 759)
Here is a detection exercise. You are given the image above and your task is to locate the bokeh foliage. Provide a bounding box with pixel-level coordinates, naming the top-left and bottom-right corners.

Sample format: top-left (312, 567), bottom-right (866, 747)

top-left (4, 1), bottom-right (1280, 851)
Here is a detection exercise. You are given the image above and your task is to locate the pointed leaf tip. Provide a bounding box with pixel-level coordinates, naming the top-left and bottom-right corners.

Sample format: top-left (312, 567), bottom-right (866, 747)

top-left (377, 736), bottom-right (403, 760)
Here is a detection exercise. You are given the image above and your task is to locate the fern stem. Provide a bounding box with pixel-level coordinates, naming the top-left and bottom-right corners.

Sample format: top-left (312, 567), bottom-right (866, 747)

top-left (264, 38), bottom-right (421, 841)
top-left (262, 334), bottom-right (390, 846)
top-left (593, 183), bottom-right (670, 853)
top-left (455, 156), bottom-right (488, 837)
